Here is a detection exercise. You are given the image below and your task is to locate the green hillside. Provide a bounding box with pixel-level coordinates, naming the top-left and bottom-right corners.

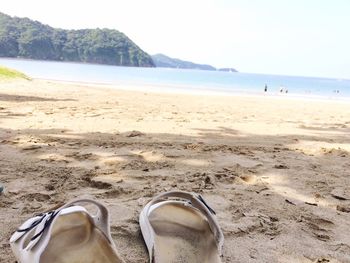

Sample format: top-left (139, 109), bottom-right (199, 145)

top-left (0, 12), bottom-right (154, 67)
top-left (0, 66), bottom-right (29, 80)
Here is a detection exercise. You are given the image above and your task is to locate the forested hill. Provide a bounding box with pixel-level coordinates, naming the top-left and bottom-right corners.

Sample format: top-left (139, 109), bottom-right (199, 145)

top-left (0, 12), bottom-right (154, 67)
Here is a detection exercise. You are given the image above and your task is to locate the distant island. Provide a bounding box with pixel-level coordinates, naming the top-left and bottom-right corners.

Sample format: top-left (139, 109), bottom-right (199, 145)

top-left (0, 12), bottom-right (154, 67)
top-left (218, 68), bottom-right (238, 72)
top-left (152, 54), bottom-right (216, 71)
top-left (152, 53), bottom-right (237, 72)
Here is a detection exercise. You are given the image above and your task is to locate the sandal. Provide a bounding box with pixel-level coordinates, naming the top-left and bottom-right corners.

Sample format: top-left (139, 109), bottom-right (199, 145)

top-left (139, 191), bottom-right (224, 263)
top-left (10, 198), bottom-right (124, 263)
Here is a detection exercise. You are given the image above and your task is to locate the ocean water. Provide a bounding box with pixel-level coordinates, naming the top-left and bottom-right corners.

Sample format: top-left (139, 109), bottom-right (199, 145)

top-left (1, 58), bottom-right (349, 100)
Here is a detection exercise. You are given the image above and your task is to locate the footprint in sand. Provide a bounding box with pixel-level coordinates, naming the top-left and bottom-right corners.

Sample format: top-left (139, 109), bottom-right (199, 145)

top-left (301, 215), bottom-right (334, 242)
top-left (22, 145), bottom-right (42, 150)
top-left (65, 152), bottom-right (99, 161)
top-left (336, 205), bottom-right (350, 213)
top-left (19, 192), bottom-right (51, 202)
top-left (331, 188), bottom-right (350, 201)
top-left (125, 130), bottom-right (144, 137)
top-left (274, 164), bottom-right (289, 169)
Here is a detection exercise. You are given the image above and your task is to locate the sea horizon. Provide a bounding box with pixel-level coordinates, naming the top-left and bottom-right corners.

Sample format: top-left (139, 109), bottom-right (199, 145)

top-left (1, 56), bottom-right (349, 81)
top-left (1, 57), bottom-right (349, 101)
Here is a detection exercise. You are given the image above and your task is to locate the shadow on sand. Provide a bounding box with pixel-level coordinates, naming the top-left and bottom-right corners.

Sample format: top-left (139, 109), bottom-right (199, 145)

top-left (0, 122), bottom-right (349, 262)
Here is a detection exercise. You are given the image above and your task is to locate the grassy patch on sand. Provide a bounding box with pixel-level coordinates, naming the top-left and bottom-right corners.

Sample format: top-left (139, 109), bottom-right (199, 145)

top-left (0, 66), bottom-right (30, 80)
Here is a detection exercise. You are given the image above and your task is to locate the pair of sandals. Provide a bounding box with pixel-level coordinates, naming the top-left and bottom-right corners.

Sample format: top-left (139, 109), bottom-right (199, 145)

top-left (10, 191), bottom-right (224, 263)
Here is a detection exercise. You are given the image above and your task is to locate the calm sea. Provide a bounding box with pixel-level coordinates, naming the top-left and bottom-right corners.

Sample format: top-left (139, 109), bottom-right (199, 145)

top-left (1, 58), bottom-right (349, 100)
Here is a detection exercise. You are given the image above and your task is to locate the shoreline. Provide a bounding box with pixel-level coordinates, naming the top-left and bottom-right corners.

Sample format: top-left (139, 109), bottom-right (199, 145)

top-left (1, 58), bottom-right (349, 102)
top-left (36, 78), bottom-right (350, 104)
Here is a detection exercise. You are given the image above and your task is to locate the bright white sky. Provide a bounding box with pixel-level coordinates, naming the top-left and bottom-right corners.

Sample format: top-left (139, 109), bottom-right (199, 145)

top-left (1, 0), bottom-right (350, 78)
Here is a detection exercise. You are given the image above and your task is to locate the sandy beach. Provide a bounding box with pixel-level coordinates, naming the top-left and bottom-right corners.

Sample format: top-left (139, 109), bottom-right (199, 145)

top-left (0, 79), bottom-right (350, 262)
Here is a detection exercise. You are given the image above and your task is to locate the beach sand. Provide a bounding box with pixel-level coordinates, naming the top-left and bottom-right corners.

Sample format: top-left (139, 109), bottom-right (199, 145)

top-left (0, 79), bottom-right (350, 263)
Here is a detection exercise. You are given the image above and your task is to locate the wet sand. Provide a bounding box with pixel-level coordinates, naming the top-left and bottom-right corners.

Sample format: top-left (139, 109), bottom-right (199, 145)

top-left (0, 79), bottom-right (350, 262)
